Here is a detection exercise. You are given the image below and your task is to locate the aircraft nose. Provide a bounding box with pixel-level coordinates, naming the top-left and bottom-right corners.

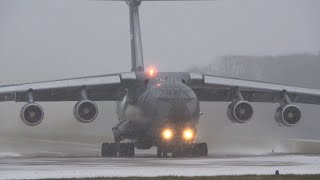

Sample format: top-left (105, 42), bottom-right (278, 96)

top-left (153, 82), bottom-right (200, 121)
top-left (158, 98), bottom-right (194, 119)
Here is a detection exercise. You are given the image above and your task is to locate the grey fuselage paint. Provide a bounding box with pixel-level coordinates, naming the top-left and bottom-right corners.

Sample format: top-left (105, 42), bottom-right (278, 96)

top-left (114, 72), bottom-right (200, 149)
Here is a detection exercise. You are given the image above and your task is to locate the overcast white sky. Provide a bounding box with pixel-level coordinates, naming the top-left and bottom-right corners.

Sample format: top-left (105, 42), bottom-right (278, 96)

top-left (0, 0), bottom-right (320, 84)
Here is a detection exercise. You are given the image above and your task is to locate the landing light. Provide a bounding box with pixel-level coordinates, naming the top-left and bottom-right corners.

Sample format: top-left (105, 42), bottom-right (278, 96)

top-left (162, 128), bottom-right (173, 140)
top-left (183, 128), bottom-right (194, 141)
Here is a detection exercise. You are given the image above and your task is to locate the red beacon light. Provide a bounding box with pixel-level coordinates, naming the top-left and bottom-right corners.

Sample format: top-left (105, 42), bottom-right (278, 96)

top-left (147, 66), bottom-right (157, 78)
top-left (149, 69), bottom-right (155, 76)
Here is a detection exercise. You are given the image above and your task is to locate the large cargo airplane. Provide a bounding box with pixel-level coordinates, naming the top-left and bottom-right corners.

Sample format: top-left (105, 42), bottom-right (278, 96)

top-left (0, 0), bottom-right (319, 158)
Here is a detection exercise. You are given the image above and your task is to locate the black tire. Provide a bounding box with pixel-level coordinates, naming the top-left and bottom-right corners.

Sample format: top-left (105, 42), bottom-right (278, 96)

top-left (101, 143), bottom-right (117, 157)
top-left (192, 143), bottom-right (208, 157)
top-left (199, 143), bottom-right (208, 156)
top-left (162, 151), bottom-right (168, 158)
top-left (157, 146), bottom-right (169, 158)
top-left (157, 147), bottom-right (162, 158)
top-left (183, 144), bottom-right (193, 157)
top-left (118, 143), bottom-right (127, 157)
top-left (172, 151), bottom-right (180, 158)
top-left (127, 143), bottom-right (135, 157)
top-left (119, 143), bottom-right (135, 157)
top-left (173, 144), bottom-right (193, 158)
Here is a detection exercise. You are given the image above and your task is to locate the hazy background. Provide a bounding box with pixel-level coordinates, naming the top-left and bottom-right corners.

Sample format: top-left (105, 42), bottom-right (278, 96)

top-left (0, 0), bottom-right (320, 156)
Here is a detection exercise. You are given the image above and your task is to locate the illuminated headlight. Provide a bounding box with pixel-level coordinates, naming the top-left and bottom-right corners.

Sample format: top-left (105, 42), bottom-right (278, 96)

top-left (183, 128), bottom-right (194, 141)
top-left (162, 128), bottom-right (173, 140)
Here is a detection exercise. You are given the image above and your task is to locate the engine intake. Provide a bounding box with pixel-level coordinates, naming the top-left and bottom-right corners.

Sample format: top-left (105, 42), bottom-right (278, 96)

top-left (275, 104), bottom-right (301, 127)
top-left (20, 103), bottom-right (44, 126)
top-left (227, 101), bottom-right (254, 123)
top-left (73, 100), bottom-right (98, 123)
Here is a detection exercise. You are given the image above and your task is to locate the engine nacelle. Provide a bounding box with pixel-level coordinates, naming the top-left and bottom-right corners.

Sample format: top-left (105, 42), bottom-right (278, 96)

top-left (227, 101), bottom-right (254, 123)
top-left (73, 100), bottom-right (98, 123)
top-left (275, 104), bottom-right (301, 127)
top-left (20, 103), bottom-right (44, 126)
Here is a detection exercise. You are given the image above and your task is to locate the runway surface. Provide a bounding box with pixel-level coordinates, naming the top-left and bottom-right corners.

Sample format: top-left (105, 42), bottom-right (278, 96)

top-left (1, 153), bottom-right (320, 179)
top-left (1, 136), bottom-right (320, 179)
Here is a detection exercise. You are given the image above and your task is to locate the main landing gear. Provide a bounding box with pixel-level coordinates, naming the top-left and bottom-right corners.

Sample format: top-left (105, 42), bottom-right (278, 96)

top-left (101, 142), bottom-right (135, 157)
top-left (157, 142), bottom-right (208, 158)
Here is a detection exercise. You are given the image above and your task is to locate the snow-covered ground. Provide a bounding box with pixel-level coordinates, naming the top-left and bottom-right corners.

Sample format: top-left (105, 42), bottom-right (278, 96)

top-left (1, 154), bottom-right (320, 179)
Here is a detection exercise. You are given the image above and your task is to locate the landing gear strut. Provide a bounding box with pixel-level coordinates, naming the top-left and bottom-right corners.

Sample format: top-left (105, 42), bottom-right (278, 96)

top-left (157, 142), bottom-right (208, 158)
top-left (101, 142), bottom-right (135, 157)
top-left (157, 147), bottom-right (168, 158)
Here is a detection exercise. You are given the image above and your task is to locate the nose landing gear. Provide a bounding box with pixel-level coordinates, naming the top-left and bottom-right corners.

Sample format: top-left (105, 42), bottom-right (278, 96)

top-left (157, 147), bottom-right (168, 158)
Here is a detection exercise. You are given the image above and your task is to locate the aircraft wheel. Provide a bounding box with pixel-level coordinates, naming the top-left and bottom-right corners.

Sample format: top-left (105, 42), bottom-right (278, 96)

top-left (192, 143), bottom-right (208, 157)
top-left (127, 143), bottom-right (135, 157)
top-left (157, 146), bottom-right (168, 158)
top-left (184, 144), bottom-right (194, 157)
top-left (157, 147), bottom-right (162, 158)
top-left (173, 144), bottom-right (193, 158)
top-left (101, 143), bottom-right (117, 157)
top-left (172, 151), bottom-right (180, 158)
top-left (119, 143), bottom-right (135, 157)
top-left (162, 151), bottom-right (168, 158)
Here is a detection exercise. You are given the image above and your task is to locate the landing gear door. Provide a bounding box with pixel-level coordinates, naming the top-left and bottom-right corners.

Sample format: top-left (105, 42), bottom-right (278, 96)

top-left (117, 92), bottom-right (129, 121)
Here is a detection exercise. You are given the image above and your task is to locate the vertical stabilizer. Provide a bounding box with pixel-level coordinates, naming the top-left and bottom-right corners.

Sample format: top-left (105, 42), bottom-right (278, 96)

top-left (127, 0), bottom-right (144, 72)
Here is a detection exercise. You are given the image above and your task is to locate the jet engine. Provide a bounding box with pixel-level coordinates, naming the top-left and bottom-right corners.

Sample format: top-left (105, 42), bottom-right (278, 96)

top-left (227, 101), bottom-right (254, 123)
top-left (20, 103), bottom-right (44, 126)
top-left (275, 104), bottom-right (301, 127)
top-left (73, 100), bottom-right (98, 123)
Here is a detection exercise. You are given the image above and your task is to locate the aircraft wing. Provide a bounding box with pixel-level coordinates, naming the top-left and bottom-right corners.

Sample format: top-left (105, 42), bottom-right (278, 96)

top-left (189, 73), bottom-right (320, 105)
top-left (0, 73), bottom-right (136, 102)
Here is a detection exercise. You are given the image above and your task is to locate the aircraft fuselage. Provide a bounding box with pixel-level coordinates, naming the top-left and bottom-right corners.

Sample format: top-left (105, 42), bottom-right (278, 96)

top-left (114, 72), bottom-right (200, 149)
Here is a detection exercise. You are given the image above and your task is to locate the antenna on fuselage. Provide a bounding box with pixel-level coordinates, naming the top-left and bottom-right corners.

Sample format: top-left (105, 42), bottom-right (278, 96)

top-left (97, 0), bottom-right (213, 72)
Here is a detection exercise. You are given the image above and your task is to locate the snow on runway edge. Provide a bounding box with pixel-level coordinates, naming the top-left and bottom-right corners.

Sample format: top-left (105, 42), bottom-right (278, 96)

top-left (1, 155), bottom-right (320, 179)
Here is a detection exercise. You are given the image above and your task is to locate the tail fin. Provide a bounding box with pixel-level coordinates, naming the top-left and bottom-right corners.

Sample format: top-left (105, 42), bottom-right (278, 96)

top-left (128, 0), bottom-right (144, 72)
